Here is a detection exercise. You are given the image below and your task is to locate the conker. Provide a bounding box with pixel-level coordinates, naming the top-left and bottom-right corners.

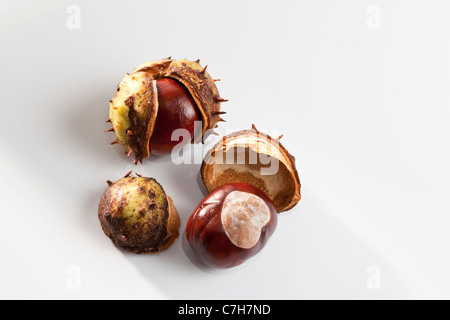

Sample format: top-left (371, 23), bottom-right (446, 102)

top-left (107, 58), bottom-right (226, 163)
top-left (186, 183), bottom-right (278, 268)
top-left (150, 78), bottom-right (201, 154)
top-left (98, 172), bottom-right (180, 254)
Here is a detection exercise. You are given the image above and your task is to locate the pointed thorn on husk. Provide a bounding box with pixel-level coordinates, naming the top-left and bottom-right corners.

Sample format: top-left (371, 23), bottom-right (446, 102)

top-left (133, 159), bottom-right (138, 165)
top-left (213, 79), bottom-right (221, 82)
top-left (106, 119), bottom-right (111, 123)
top-left (124, 170), bottom-right (132, 178)
top-left (215, 97), bottom-right (228, 102)
top-left (105, 128), bottom-right (115, 132)
top-left (127, 149), bottom-right (133, 157)
top-left (277, 134), bottom-right (284, 140)
top-left (127, 130), bottom-right (133, 136)
top-left (110, 140), bottom-right (118, 145)
top-left (106, 180), bottom-right (113, 186)
top-left (201, 65), bottom-right (208, 74)
top-left (164, 56), bottom-right (172, 60)
top-left (213, 111), bottom-right (227, 115)
top-left (196, 59), bottom-right (200, 63)
top-left (135, 172), bottom-right (142, 177)
top-left (251, 124), bottom-right (258, 131)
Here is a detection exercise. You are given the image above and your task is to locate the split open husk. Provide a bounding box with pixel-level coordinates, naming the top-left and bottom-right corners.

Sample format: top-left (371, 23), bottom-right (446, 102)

top-left (109, 58), bottom-right (225, 163)
top-left (201, 125), bottom-right (301, 212)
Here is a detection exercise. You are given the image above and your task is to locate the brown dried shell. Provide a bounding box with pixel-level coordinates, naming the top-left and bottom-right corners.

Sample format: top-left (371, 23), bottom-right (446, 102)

top-left (108, 58), bottom-right (225, 163)
top-left (98, 174), bottom-right (180, 253)
top-left (201, 125), bottom-right (301, 213)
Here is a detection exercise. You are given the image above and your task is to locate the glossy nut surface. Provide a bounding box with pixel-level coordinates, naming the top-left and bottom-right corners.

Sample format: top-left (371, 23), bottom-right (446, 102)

top-left (150, 78), bottom-right (201, 154)
top-left (186, 183), bottom-right (277, 268)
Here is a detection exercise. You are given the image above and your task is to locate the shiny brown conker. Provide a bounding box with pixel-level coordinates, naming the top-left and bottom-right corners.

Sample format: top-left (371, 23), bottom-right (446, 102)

top-left (149, 78), bottom-right (201, 154)
top-left (186, 183), bottom-right (278, 269)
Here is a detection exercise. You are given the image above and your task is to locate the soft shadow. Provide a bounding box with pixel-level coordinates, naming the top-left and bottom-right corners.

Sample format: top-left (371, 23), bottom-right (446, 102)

top-left (196, 168), bottom-right (209, 198)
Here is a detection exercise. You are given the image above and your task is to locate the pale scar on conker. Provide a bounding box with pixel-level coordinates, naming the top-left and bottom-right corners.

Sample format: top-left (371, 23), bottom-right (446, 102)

top-left (98, 172), bottom-right (180, 254)
top-left (106, 58), bottom-right (227, 163)
top-left (221, 190), bottom-right (271, 249)
top-left (201, 124), bottom-right (301, 213)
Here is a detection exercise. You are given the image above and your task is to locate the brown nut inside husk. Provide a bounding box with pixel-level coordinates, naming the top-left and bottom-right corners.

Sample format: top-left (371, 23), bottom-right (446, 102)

top-left (98, 172), bottom-right (180, 253)
top-left (201, 125), bottom-right (301, 213)
top-left (107, 58), bottom-right (226, 164)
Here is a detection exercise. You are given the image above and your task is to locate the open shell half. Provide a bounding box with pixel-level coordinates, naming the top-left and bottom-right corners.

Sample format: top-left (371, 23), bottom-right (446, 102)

top-left (201, 125), bottom-right (301, 213)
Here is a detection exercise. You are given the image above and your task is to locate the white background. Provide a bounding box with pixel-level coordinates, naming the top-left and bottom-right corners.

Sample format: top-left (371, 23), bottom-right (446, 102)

top-left (1, 0), bottom-right (449, 299)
